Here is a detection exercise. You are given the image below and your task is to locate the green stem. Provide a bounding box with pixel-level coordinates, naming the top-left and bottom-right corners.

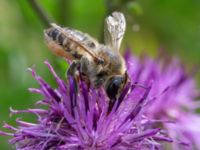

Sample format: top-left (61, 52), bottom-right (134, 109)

top-left (27, 0), bottom-right (53, 27)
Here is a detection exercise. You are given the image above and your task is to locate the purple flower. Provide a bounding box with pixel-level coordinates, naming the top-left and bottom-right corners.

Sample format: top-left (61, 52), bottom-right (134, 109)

top-left (0, 60), bottom-right (172, 150)
top-left (125, 50), bottom-right (200, 150)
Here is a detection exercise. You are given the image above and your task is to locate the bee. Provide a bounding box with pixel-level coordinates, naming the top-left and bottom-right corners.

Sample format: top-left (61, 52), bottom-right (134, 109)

top-left (44, 12), bottom-right (128, 101)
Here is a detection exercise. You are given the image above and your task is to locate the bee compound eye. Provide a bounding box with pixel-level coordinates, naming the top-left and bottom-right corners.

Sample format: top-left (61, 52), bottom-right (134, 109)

top-left (106, 76), bottom-right (124, 100)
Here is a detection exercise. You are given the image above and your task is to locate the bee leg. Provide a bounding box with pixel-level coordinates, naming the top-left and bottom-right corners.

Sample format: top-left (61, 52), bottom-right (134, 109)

top-left (67, 61), bottom-right (80, 76)
top-left (80, 57), bottom-right (91, 89)
top-left (66, 61), bottom-right (80, 93)
top-left (80, 73), bottom-right (90, 90)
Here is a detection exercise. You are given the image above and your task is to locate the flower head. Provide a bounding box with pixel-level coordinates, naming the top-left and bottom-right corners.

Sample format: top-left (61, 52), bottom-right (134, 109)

top-left (1, 60), bottom-right (172, 150)
top-left (125, 50), bottom-right (200, 150)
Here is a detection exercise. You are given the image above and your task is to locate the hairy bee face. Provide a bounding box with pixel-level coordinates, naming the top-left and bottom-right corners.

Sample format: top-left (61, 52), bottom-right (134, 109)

top-left (80, 47), bottom-right (126, 90)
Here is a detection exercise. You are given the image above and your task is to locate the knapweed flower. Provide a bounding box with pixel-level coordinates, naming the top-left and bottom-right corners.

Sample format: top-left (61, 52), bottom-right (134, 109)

top-left (0, 60), bottom-right (172, 150)
top-left (125, 50), bottom-right (200, 150)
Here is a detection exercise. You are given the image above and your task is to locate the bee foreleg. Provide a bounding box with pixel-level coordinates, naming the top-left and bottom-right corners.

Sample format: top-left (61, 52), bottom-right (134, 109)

top-left (67, 61), bottom-right (80, 93)
top-left (80, 57), bottom-right (91, 89)
top-left (67, 61), bottom-right (80, 76)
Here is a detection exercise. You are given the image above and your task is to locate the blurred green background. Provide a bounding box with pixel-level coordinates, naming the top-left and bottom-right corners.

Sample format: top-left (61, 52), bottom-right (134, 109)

top-left (0, 0), bottom-right (200, 149)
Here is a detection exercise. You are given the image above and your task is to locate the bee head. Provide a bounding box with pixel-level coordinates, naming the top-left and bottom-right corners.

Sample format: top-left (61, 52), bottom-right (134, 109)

top-left (105, 73), bottom-right (128, 100)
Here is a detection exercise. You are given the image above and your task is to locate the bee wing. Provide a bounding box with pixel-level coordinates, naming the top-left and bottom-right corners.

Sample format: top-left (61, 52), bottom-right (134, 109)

top-left (104, 12), bottom-right (126, 51)
top-left (63, 27), bottom-right (98, 50)
top-left (46, 23), bottom-right (100, 61)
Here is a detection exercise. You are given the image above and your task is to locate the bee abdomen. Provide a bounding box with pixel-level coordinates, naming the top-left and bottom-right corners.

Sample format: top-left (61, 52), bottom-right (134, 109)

top-left (46, 28), bottom-right (66, 46)
top-left (45, 27), bottom-right (85, 59)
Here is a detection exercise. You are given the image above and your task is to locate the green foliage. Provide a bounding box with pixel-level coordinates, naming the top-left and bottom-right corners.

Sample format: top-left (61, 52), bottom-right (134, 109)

top-left (0, 0), bottom-right (200, 149)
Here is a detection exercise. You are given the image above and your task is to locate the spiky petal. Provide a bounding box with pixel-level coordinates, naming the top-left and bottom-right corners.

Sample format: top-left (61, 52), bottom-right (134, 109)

top-left (0, 60), bottom-right (173, 150)
top-left (125, 50), bottom-right (200, 150)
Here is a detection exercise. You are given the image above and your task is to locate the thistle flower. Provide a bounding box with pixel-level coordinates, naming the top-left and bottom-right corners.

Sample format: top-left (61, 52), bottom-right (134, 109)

top-left (125, 50), bottom-right (200, 150)
top-left (0, 60), bottom-right (173, 150)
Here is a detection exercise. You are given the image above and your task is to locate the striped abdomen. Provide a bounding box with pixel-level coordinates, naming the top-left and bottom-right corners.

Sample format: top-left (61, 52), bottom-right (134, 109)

top-left (44, 27), bottom-right (91, 60)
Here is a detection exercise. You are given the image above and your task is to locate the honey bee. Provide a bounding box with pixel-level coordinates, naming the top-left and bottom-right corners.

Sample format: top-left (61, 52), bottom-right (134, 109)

top-left (44, 12), bottom-right (128, 100)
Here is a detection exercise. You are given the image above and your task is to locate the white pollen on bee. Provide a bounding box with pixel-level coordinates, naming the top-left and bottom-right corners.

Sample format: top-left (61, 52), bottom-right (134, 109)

top-left (76, 35), bottom-right (84, 41)
top-left (63, 38), bottom-right (68, 45)
top-left (69, 42), bottom-right (75, 49)
top-left (76, 33), bottom-right (85, 40)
